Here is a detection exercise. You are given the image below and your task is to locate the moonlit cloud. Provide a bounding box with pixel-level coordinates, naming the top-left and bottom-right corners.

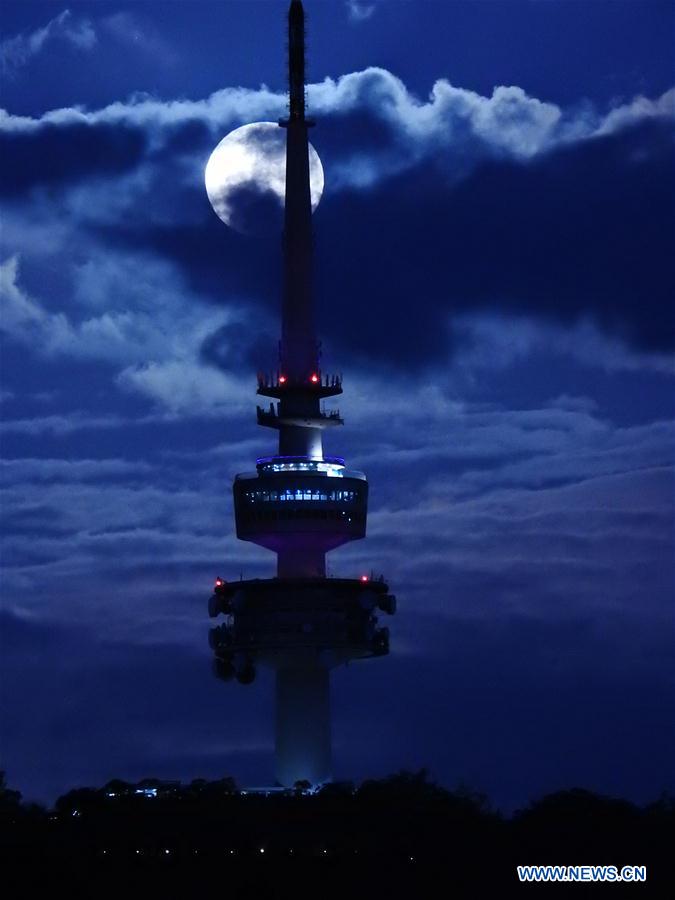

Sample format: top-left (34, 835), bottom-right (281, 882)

top-left (0, 9), bottom-right (96, 77)
top-left (0, 8), bottom-right (176, 81)
top-left (0, 252), bottom-right (253, 411)
top-left (346, 0), bottom-right (377, 23)
top-left (0, 256), bottom-right (240, 364)
top-left (0, 413), bottom-right (147, 436)
top-left (0, 255), bottom-right (51, 334)
top-left (117, 360), bottom-right (251, 415)
top-left (1, 69), bottom-right (672, 188)
top-left (447, 313), bottom-right (675, 376)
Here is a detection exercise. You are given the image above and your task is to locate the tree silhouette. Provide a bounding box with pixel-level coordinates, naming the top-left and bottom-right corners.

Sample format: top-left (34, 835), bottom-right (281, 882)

top-left (0, 771), bottom-right (673, 890)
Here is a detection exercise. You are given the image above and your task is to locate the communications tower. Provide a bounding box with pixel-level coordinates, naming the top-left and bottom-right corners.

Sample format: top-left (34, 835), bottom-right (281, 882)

top-left (208, 0), bottom-right (395, 788)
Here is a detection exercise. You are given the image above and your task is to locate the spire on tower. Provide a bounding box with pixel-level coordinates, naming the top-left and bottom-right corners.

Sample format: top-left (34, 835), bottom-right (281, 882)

top-left (288, 1), bottom-right (307, 121)
top-left (281, 0), bottom-right (316, 379)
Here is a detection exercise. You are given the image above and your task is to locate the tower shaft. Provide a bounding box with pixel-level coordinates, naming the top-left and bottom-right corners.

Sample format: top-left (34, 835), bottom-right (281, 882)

top-left (276, 666), bottom-right (331, 786)
top-left (277, 5), bottom-right (328, 760)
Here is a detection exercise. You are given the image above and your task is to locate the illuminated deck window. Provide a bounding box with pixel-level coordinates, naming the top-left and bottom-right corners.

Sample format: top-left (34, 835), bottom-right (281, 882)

top-left (244, 488), bottom-right (357, 503)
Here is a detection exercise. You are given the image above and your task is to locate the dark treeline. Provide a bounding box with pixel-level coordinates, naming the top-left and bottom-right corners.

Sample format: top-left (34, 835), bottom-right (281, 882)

top-left (1, 770), bottom-right (673, 892)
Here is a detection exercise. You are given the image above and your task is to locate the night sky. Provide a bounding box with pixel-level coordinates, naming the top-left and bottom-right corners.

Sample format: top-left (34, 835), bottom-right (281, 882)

top-left (1, 0), bottom-right (674, 811)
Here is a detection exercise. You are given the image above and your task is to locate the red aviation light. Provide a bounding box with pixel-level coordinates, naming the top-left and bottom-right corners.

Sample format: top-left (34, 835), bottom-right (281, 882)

top-left (360, 575), bottom-right (369, 582)
top-left (310, 373), bottom-right (319, 383)
top-left (278, 375), bottom-right (287, 384)
top-left (215, 578), bottom-right (224, 588)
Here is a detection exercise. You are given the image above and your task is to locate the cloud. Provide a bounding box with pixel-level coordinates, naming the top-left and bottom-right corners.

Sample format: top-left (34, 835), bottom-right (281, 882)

top-left (0, 255), bottom-right (51, 335)
top-left (346, 0), bottom-right (377, 23)
top-left (1, 251), bottom-right (250, 379)
top-left (117, 360), bottom-right (250, 416)
top-left (0, 9), bottom-right (96, 78)
top-left (0, 8), bottom-right (176, 82)
top-left (446, 313), bottom-right (675, 376)
top-left (2, 67), bottom-right (671, 174)
top-left (0, 413), bottom-right (142, 436)
top-left (0, 249), bottom-right (272, 416)
top-left (0, 456), bottom-right (153, 484)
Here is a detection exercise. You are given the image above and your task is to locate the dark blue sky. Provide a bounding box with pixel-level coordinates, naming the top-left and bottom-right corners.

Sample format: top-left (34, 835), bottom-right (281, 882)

top-left (1, 0), bottom-right (674, 810)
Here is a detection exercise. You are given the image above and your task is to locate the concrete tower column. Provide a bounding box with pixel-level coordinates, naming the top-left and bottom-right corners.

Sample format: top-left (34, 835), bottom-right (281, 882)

top-left (275, 665), bottom-right (331, 786)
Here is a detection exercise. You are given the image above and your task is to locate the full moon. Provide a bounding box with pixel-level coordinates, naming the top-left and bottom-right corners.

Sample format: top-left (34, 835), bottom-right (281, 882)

top-left (205, 122), bottom-right (324, 235)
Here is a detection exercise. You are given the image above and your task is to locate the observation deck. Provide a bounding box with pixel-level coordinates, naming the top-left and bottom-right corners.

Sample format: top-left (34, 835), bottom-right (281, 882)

top-left (233, 456), bottom-right (368, 550)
